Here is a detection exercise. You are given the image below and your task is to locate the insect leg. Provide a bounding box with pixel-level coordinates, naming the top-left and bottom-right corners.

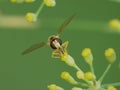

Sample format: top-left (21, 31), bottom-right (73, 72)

top-left (62, 41), bottom-right (69, 52)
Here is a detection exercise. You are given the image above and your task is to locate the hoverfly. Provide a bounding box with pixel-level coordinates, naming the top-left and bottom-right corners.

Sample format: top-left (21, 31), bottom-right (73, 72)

top-left (22, 14), bottom-right (75, 56)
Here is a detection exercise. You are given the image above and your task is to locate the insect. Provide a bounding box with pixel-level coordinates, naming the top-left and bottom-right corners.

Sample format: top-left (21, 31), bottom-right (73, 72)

top-left (22, 14), bottom-right (75, 56)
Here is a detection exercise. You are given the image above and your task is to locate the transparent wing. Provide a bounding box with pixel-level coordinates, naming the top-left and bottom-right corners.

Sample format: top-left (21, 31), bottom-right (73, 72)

top-left (57, 13), bottom-right (76, 36)
top-left (21, 42), bottom-right (47, 55)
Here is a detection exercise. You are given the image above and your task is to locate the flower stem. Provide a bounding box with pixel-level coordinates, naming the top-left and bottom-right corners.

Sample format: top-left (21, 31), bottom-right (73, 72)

top-left (98, 88), bottom-right (106, 90)
top-left (98, 64), bottom-right (112, 83)
top-left (78, 82), bottom-right (89, 88)
top-left (74, 64), bottom-right (82, 71)
top-left (89, 63), bottom-right (97, 86)
top-left (90, 63), bottom-right (95, 75)
top-left (36, 1), bottom-right (44, 16)
top-left (102, 82), bottom-right (120, 87)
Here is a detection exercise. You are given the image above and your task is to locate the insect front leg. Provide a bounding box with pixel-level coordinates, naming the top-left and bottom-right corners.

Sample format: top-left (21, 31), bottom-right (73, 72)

top-left (51, 49), bottom-right (63, 58)
top-left (62, 41), bottom-right (69, 52)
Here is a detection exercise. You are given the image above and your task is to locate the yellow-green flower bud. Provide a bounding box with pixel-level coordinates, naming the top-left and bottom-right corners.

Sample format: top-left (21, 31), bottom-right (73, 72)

top-left (105, 48), bottom-right (116, 64)
top-left (61, 53), bottom-right (76, 67)
top-left (72, 87), bottom-right (83, 90)
top-left (107, 86), bottom-right (117, 90)
top-left (44, 0), bottom-right (56, 7)
top-left (10, 0), bottom-right (17, 3)
top-left (24, 0), bottom-right (35, 3)
top-left (76, 70), bottom-right (84, 79)
top-left (48, 84), bottom-right (64, 90)
top-left (84, 72), bottom-right (96, 81)
top-left (61, 72), bottom-right (78, 85)
top-left (109, 19), bottom-right (120, 31)
top-left (25, 12), bottom-right (37, 23)
top-left (10, 0), bottom-right (24, 3)
top-left (81, 48), bottom-right (93, 65)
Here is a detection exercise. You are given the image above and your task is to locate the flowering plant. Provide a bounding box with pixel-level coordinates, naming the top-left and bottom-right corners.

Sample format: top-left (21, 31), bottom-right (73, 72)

top-left (48, 46), bottom-right (120, 90)
top-left (10, 0), bottom-right (56, 23)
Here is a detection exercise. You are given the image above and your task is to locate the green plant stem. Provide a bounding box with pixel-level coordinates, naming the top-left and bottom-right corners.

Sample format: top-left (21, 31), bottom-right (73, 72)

top-left (78, 82), bottom-right (90, 88)
top-left (84, 79), bottom-right (94, 86)
top-left (74, 64), bottom-right (82, 71)
top-left (36, 2), bottom-right (44, 16)
top-left (90, 63), bottom-right (95, 75)
top-left (89, 63), bottom-right (97, 86)
top-left (102, 82), bottom-right (120, 87)
top-left (98, 88), bottom-right (106, 90)
top-left (73, 64), bottom-right (93, 87)
top-left (74, 63), bottom-right (96, 87)
top-left (98, 64), bottom-right (112, 83)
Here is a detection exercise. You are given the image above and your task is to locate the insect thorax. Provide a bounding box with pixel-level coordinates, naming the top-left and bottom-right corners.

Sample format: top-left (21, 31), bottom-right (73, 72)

top-left (48, 35), bottom-right (62, 49)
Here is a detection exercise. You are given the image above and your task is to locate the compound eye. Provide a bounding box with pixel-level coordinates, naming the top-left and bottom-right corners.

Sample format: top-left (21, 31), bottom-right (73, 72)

top-left (48, 35), bottom-right (56, 42)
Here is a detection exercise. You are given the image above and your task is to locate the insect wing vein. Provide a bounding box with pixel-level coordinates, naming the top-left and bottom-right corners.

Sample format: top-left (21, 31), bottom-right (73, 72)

top-left (22, 42), bottom-right (47, 55)
top-left (57, 14), bottom-right (76, 35)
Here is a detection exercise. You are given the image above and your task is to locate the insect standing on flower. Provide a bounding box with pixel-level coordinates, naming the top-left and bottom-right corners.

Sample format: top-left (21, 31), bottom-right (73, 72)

top-left (22, 14), bottom-right (75, 57)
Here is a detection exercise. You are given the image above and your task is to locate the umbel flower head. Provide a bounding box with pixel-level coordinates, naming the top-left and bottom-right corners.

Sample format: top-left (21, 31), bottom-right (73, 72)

top-left (49, 46), bottom-right (119, 90)
top-left (11, 0), bottom-right (56, 23)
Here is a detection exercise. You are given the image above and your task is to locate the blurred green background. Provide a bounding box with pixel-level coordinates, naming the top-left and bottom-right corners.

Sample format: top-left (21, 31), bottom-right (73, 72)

top-left (0, 0), bottom-right (120, 90)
